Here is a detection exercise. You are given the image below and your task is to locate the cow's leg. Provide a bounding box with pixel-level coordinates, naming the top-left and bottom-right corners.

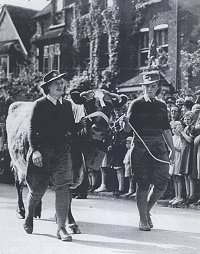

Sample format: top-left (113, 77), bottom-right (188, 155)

top-left (67, 195), bottom-right (81, 234)
top-left (34, 200), bottom-right (42, 219)
top-left (15, 179), bottom-right (25, 219)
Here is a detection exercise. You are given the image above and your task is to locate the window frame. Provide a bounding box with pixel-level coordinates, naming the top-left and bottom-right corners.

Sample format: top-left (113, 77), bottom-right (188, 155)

top-left (139, 28), bottom-right (149, 68)
top-left (0, 55), bottom-right (9, 75)
top-left (43, 44), bottom-right (61, 73)
top-left (153, 25), bottom-right (169, 66)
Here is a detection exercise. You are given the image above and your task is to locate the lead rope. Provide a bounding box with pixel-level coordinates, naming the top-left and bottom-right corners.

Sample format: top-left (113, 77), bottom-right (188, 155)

top-left (126, 120), bottom-right (170, 165)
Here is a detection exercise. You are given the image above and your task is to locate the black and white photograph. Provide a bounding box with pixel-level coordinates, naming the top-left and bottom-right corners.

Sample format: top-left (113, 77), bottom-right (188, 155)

top-left (0, 0), bottom-right (200, 253)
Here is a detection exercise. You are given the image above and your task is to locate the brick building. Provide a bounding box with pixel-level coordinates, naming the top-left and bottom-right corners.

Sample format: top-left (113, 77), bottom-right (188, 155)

top-left (22, 0), bottom-right (200, 93)
top-left (118, 0), bottom-right (200, 95)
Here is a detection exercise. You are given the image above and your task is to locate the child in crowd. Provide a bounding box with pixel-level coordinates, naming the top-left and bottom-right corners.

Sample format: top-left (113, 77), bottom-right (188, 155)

top-left (179, 111), bottom-right (196, 205)
top-left (122, 136), bottom-right (136, 197)
top-left (112, 118), bottom-right (129, 196)
top-left (94, 147), bottom-right (113, 192)
top-left (169, 121), bottom-right (184, 205)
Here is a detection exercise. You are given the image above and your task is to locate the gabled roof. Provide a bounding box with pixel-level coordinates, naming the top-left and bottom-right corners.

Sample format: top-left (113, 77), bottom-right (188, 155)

top-left (33, 28), bottom-right (66, 43)
top-left (1, 5), bottom-right (38, 52)
top-left (0, 40), bottom-right (18, 54)
top-left (33, 2), bottom-right (52, 19)
top-left (117, 73), bottom-right (143, 93)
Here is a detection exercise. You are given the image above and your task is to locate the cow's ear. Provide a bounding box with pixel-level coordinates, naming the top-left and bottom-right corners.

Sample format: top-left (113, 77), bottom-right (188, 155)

top-left (70, 91), bottom-right (85, 105)
top-left (113, 94), bottom-right (128, 108)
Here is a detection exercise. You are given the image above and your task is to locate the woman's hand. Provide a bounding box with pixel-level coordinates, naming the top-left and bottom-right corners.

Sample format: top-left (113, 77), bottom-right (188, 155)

top-left (32, 150), bottom-right (43, 167)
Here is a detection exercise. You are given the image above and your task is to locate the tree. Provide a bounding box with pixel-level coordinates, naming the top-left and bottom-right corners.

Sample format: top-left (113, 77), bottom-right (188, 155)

top-left (181, 41), bottom-right (200, 78)
top-left (0, 64), bottom-right (43, 122)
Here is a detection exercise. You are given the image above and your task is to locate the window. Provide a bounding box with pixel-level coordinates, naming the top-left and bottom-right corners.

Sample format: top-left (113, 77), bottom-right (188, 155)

top-left (43, 44), bottom-right (60, 73)
top-left (54, 0), bottom-right (64, 25)
top-left (154, 25), bottom-right (168, 66)
top-left (81, 0), bottom-right (91, 16)
top-left (139, 29), bottom-right (149, 67)
top-left (154, 29), bottom-right (168, 49)
top-left (65, 6), bottom-right (74, 30)
top-left (0, 55), bottom-right (8, 75)
top-left (56, 0), bottom-right (63, 12)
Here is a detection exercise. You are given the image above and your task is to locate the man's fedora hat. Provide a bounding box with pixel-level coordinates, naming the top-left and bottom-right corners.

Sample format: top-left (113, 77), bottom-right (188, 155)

top-left (139, 70), bottom-right (160, 85)
top-left (40, 70), bottom-right (66, 88)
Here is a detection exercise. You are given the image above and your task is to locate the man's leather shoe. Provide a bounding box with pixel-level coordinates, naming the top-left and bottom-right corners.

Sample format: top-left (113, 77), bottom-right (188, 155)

top-left (23, 217), bottom-right (33, 234)
top-left (139, 220), bottom-right (151, 231)
top-left (68, 224), bottom-right (81, 234)
top-left (57, 227), bottom-right (72, 241)
top-left (147, 213), bottom-right (153, 228)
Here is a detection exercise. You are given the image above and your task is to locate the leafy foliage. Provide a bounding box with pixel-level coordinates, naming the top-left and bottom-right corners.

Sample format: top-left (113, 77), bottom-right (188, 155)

top-left (181, 41), bottom-right (200, 78)
top-left (0, 65), bottom-right (43, 122)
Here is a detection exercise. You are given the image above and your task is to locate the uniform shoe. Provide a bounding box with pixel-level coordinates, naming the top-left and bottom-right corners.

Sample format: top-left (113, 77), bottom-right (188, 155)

top-left (129, 192), bottom-right (136, 197)
top-left (172, 197), bottom-right (183, 205)
top-left (139, 220), bottom-right (151, 231)
top-left (68, 224), bottom-right (81, 234)
top-left (184, 197), bottom-right (197, 206)
top-left (121, 192), bottom-right (133, 198)
top-left (168, 197), bottom-right (176, 204)
top-left (23, 217), bottom-right (33, 234)
top-left (190, 199), bottom-right (200, 207)
top-left (94, 185), bottom-right (107, 192)
top-left (57, 227), bottom-right (72, 241)
top-left (189, 199), bottom-right (200, 209)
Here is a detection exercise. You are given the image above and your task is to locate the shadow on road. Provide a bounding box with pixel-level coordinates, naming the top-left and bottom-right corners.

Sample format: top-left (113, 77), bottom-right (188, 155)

top-left (73, 221), bottom-right (199, 254)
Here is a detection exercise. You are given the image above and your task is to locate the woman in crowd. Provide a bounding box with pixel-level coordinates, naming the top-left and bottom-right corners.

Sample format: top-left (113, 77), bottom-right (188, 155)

top-left (170, 105), bottom-right (181, 123)
top-left (179, 111), bottom-right (196, 205)
top-left (112, 118), bottom-right (130, 196)
top-left (169, 121), bottom-right (184, 205)
top-left (122, 136), bottom-right (136, 198)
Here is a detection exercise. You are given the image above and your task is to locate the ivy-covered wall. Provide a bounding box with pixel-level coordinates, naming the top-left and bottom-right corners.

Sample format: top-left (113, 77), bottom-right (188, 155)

top-left (68, 0), bottom-right (144, 91)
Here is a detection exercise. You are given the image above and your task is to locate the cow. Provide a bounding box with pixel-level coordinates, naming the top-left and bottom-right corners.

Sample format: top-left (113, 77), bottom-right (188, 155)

top-left (6, 88), bottom-right (127, 233)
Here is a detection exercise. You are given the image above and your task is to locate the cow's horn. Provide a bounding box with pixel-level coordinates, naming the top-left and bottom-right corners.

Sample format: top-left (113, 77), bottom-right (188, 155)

top-left (80, 90), bottom-right (93, 97)
top-left (109, 92), bottom-right (122, 102)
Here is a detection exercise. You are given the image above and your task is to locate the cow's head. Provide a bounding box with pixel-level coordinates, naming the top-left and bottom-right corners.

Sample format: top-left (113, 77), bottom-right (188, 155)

top-left (70, 89), bottom-right (127, 140)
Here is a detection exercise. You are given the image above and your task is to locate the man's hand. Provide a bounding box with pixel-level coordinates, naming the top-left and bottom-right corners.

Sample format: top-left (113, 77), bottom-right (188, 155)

top-left (32, 150), bottom-right (43, 167)
top-left (121, 115), bottom-right (132, 132)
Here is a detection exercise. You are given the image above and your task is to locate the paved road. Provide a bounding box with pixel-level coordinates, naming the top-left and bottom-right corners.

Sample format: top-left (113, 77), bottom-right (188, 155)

top-left (0, 184), bottom-right (200, 254)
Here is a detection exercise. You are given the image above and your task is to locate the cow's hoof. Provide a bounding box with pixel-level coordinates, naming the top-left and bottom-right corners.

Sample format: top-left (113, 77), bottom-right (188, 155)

top-left (23, 217), bottom-right (33, 234)
top-left (16, 208), bottom-right (25, 219)
top-left (34, 214), bottom-right (41, 219)
top-left (68, 224), bottom-right (81, 234)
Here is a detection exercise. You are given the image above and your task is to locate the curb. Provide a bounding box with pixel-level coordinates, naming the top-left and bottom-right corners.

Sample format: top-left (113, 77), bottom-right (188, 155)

top-left (88, 191), bottom-right (200, 211)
